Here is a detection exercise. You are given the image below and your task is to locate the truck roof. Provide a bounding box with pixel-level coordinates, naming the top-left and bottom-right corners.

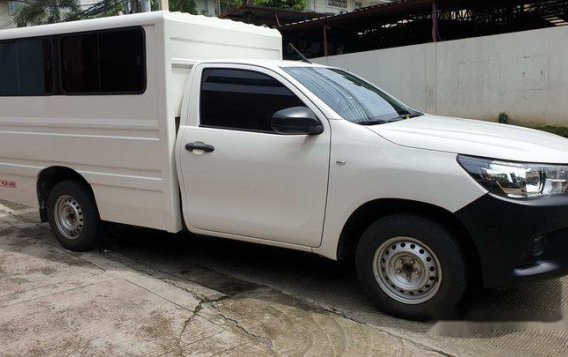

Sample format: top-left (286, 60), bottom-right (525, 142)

top-left (0, 11), bottom-right (281, 41)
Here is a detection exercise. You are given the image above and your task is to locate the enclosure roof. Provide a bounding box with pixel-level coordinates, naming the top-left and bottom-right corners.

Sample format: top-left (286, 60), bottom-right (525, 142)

top-left (0, 11), bottom-right (280, 41)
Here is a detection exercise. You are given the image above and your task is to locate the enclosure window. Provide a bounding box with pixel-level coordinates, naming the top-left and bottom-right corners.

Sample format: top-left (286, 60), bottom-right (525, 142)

top-left (61, 27), bottom-right (146, 94)
top-left (0, 38), bottom-right (53, 96)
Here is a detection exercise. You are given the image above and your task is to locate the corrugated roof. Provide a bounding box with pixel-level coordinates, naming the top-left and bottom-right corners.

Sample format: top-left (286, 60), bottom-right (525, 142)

top-left (278, 0), bottom-right (467, 31)
top-left (219, 5), bottom-right (329, 26)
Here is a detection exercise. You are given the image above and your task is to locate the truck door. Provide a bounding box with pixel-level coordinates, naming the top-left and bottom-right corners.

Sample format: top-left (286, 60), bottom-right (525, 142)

top-left (176, 64), bottom-right (331, 247)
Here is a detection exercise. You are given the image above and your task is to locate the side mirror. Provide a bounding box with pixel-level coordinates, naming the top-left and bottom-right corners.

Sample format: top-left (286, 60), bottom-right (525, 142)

top-left (271, 106), bottom-right (324, 135)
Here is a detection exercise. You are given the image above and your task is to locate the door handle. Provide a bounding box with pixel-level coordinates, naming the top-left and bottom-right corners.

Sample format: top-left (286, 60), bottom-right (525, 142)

top-left (185, 142), bottom-right (215, 153)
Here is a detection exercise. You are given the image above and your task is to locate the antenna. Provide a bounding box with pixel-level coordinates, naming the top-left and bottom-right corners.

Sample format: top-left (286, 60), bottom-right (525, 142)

top-left (288, 43), bottom-right (312, 64)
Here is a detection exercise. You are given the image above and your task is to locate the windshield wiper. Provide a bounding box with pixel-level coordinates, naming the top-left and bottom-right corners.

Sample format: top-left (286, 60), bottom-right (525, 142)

top-left (358, 119), bottom-right (389, 126)
top-left (358, 113), bottom-right (423, 126)
top-left (386, 112), bottom-right (423, 122)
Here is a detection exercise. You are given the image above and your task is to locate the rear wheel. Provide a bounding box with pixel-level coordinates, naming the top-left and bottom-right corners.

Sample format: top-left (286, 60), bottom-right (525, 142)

top-left (355, 214), bottom-right (467, 320)
top-left (47, 181), bottom-right (100, 251)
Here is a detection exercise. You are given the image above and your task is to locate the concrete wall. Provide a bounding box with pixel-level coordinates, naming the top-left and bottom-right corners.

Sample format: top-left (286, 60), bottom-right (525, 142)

top-left (314, 26), bottom-right (568, 127)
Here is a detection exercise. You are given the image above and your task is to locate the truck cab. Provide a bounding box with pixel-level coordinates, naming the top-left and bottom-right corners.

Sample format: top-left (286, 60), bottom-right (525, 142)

top-left (172, 59), bottom-right (568, 320)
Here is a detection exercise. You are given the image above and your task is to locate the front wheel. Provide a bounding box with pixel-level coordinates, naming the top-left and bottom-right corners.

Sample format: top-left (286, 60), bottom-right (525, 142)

top-left (47, 181), bottom-right (100, 251)
top-left (355, 214), bottom-right (467, 320)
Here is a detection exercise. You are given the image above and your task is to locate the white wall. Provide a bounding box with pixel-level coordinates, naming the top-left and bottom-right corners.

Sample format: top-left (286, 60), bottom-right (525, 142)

top-left (315, 26), bottom-right (568, 127)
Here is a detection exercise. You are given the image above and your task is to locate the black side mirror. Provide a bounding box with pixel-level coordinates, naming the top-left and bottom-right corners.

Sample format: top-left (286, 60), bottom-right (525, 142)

top-left (271, 106), bottom-right (324, 135)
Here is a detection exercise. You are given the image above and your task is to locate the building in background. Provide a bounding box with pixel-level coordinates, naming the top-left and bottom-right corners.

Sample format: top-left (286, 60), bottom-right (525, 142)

top-left (0, 0), bottom-right (394, 29)
top-left (306, 0), bottom-right (390, 15)
top-left (1, 0), bottom-right (92, 29)
top-left (219, 5), bottom-right (325, 27)
top-left (280, 0), bottom-right (568, 58)
top-left (212, 0), bottom-right (392, 19)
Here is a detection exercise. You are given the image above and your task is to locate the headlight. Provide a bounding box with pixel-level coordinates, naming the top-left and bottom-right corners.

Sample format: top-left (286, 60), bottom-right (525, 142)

top-left (458, 155), bottom-right (568, 199)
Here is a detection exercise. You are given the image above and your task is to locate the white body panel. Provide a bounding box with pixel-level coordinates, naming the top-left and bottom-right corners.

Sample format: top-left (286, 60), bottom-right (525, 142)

top-left (373, 115), bottom-right (568, 164)
top-left (0, 12), bottom-right (281, 233)
top-left (312, 120), bottom-right (488, 259)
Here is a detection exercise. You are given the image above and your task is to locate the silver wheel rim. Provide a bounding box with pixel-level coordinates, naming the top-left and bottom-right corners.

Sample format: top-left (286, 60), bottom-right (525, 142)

top-left (54, 194), bottom-right (84, 240)
top-left (373, 237), bottom-right (442, 304)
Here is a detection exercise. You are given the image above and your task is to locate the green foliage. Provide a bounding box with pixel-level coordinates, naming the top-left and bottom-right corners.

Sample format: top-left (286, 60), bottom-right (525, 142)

top-left (165, 0), bottom-right (197, 14)
top-left (497, 112), bottom-right (509, 124)
top-left (15, 0), bottom-right (80, 26)
top-left (15, 0), bottom-right (127, 26)
top-left (220, 0), bottom-right (307, 13)
top-left (255, 0), bottom-right (306, 11)
top-left (217, 0), bottom-right (242, 13)
top-left (13, 0), bottom-right (305, 28)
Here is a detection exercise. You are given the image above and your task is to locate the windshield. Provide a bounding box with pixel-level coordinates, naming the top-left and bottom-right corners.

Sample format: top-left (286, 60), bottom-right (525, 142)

top-left (282, 67), bottom-right (422, 125)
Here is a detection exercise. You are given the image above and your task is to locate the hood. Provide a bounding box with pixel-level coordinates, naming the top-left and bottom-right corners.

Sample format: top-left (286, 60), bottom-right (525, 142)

top-left (369, 114), bottom-right (568, 164)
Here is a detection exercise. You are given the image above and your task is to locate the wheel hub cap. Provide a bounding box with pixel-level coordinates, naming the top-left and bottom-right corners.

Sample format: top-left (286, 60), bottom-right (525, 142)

top-left (54, 195), bottom-right (84, 240)
top-left (373, 237), bottom-right (442, 304)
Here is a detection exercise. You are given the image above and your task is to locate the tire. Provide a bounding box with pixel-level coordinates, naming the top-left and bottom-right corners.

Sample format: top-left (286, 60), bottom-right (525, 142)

top-left (47, 180), bottom-right (100, 251)
top-left (355, 214), bottom-right (467, 321)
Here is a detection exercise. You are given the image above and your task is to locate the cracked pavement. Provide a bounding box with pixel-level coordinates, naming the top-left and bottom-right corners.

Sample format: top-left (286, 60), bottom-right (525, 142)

top-left (1, 200), bottom-right (568, 356)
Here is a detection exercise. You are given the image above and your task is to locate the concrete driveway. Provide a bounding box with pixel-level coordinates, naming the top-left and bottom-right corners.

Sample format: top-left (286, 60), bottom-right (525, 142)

top-left (1, 200), bottom-right (567, 356)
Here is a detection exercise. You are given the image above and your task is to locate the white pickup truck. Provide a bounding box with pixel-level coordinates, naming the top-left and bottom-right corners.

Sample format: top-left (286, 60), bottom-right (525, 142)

top-left (2, 12), bottom-right (568, 320)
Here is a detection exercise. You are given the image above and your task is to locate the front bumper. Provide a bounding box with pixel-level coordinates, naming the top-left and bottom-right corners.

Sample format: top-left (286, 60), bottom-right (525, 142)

top-left (456, 193), bottom-right (568, 288)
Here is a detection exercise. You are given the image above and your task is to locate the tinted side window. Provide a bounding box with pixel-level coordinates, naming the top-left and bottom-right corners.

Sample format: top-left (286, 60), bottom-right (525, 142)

top-left (18, 39), bottom-right (53, 95)
top-left (200, 68), bottom-right (304, 132)
top-left (61, 34), bottom-right (99, 93)
top-left (0, 39), bottom-right (52, 96)
top-left (61, 28), bottom-right (145, 94)
top-left (99, 30), bottom-right (145, 92)
top-left (0, 42), bottom-right (18, 95)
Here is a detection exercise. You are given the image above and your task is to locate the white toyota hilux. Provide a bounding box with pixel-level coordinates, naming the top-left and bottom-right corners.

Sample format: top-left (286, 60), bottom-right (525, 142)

top-left (2, 13), bottom-right (568, 321)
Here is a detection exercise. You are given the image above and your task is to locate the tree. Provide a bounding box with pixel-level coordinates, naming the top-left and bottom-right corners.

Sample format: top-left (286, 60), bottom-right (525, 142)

top-left (254, 0), bottom-right (306, 11)
top-left (218, 0), bottom-right (241, 13)
top-left (14, 0), bottom-right (127, 26)
top-left (165, 0), bottom-right (197, 14)
top-left (220, 0), bottom-right (306, 13)
top-left (15, 0), bottom-right (81, 26)
top-left (14, 0), bottom-right (305, 28)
